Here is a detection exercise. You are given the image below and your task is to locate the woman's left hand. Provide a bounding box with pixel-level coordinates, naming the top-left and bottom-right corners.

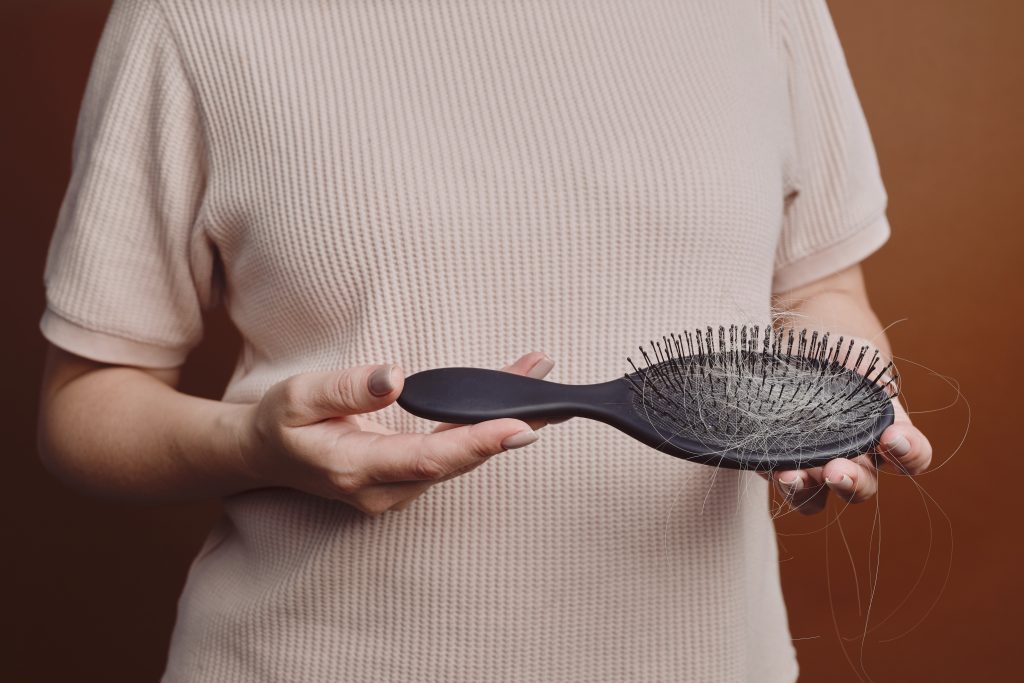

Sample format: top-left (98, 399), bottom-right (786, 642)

top-left (770, 400), bottom-right (932, 514)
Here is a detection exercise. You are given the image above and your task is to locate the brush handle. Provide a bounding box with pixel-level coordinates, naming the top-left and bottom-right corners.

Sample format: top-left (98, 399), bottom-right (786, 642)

top-left (397, 367), bottom-right (628, 424)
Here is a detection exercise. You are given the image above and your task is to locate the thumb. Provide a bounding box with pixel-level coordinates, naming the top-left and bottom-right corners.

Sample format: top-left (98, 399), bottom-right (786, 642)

top-left (280, 364), bottom-right (404, 425)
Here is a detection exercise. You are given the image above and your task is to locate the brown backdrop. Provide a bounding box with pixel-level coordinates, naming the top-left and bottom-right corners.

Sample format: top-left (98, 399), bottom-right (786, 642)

top-left (3, 1), bottom-right (1020, 681)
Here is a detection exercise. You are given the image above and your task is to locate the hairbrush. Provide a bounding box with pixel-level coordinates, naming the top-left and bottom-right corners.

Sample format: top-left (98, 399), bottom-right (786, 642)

top-left (397, 325), bottom-right (898, 470)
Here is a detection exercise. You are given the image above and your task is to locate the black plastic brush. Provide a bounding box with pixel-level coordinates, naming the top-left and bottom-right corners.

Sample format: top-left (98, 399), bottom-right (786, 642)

top-left (397, 325), bottom-right (898, 470)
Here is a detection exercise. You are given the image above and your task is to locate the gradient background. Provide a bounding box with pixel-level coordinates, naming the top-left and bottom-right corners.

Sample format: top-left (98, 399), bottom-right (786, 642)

top-left (2, 1), bottom-right (1020, 681)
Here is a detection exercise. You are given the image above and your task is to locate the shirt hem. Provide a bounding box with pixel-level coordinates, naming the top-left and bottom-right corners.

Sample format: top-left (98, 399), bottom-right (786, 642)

top-left (39, 307), bottom-right (189, 369)
top-left (771, 213), bottom-right (891, 293)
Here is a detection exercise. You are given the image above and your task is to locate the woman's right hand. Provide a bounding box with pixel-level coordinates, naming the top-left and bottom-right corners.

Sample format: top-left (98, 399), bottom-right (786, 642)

top-left (238, 353), bottom-right (553, 515)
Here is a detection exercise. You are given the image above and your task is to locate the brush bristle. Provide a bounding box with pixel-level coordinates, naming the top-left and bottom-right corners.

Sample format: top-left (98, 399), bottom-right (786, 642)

top-left (624, 325), bottom-right (899, 466)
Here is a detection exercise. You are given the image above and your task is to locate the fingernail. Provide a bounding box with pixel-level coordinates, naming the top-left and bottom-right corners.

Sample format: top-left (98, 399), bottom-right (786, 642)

top-left (826, 474), bottom-right (855, 493)
top-left (883, 434), bottom-right (911, 458)
top-left (526, 354), bottom-right (555, 379)
top-left (777, 475), bottom-right (802, 495)
top-left (501, 429), bottom-right (539, 450)
top-left (369, 364), bottom-right (397, 396)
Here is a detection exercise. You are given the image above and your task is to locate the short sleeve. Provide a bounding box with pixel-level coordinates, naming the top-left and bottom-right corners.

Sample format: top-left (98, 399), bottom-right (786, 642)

top-left (40, 0), bottom-right (216, 368)
top-left (771, 0), bottom-right (891, 293)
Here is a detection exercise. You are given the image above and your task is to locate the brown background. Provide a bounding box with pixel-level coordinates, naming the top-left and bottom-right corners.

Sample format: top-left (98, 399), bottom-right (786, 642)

top-left (2, 1), bottom-right (1021, 681)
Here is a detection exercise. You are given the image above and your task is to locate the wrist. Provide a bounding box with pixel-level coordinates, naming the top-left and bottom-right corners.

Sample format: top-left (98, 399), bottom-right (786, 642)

top-left (217, 401), bottom-right (269, 492)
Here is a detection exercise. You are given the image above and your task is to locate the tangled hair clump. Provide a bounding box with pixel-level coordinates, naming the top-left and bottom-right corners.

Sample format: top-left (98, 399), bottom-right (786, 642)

top-left (625, 325), bottom-right (899, 468)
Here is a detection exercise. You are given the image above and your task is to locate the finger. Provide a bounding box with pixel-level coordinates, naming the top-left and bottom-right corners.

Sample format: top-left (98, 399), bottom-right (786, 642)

top-left (346, 481), bottom-right (432, 516)
top-left (278, 364), bottom-right (404, 426)
top-left (516, 351), bottom-right (556, 379)
top-left (774, 468), bottom-right (829, 515)
top-left (389, 456), bottom-right (489, 509)
top-left (388, 456), bottom-right (487, 511)
top-left (387, 444), bottom-right (505, 512)
top-left (352, 416), bottom-right (399, 436)
top-left (516, 352), bottom-right (567, 425)
top-left (432, 352), bottom-right (555, 433)
top-left (432, 417), bottom-right (551, 434)
top-left (822, 454), bottom-right (879, 504)
top-left (389, 495), bottom-right (422, 511)
top-left (356, 418), bottom-right (538, 484)
top-left (877, 424), bottom-right (932, 475)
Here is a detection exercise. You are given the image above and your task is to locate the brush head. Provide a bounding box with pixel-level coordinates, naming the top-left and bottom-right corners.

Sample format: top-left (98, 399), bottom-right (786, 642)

top-left (625, 325), bottom-right (899, 469)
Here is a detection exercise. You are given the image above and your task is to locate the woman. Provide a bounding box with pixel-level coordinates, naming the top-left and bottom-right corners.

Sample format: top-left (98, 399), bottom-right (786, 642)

top-left (37, 1), bottom-right (931, 681)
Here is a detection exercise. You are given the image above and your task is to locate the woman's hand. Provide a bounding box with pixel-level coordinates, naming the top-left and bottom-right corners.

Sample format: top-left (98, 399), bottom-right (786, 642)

top-left (770, 400), bottom-right (932, 514)
top-left (765, 265), bottom-right (934, 513)
top-left (240, 352), bottom-right (555, 515)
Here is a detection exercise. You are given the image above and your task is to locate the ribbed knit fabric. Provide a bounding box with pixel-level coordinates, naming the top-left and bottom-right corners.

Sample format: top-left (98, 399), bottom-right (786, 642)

top-left (41, 1), bottom-right (890, 681)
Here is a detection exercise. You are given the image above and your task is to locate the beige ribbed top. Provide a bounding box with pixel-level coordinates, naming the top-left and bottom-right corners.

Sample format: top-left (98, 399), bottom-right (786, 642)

top-left (41, 1), bottom-right (890, 680)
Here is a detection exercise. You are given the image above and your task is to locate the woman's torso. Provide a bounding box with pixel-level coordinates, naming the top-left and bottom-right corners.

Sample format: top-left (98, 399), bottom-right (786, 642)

top-left (161, 1), bottom-right (798, 680)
